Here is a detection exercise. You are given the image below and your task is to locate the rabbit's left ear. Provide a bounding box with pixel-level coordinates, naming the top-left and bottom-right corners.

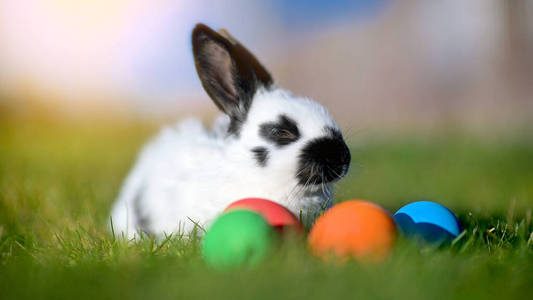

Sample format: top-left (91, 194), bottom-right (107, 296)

top-left (192, 24), bottom-right (272, 126)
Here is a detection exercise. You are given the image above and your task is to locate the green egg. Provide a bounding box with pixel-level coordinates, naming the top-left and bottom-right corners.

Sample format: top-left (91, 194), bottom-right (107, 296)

top-left (202, 209), bottom-right (275, 269)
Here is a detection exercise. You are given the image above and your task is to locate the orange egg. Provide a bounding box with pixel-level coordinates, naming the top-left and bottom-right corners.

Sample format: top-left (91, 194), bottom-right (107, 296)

top-left (308, 200), bottom-right (397, 261)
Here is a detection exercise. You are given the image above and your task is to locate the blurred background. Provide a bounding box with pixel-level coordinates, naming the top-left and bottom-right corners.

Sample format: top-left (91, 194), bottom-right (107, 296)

top-left (1, 0), bottom-right (532, 129)
top-left (1, 0), bottom-right (533, 225)
top-left (1, 2), bottom-right (533, 297)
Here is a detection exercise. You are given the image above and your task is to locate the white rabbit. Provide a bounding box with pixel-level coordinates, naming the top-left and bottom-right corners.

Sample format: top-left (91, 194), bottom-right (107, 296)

top-left (110, 24), bottom-right (351, 238)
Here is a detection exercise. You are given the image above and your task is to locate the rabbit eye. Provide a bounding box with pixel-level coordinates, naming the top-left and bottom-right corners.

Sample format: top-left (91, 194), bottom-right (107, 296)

top-left (272, 128), bottom-right (296, 139)
top-left (259, 114), bottom-right (300, 147)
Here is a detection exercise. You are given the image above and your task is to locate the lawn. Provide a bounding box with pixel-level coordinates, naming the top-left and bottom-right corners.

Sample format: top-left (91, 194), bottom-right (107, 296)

top-left (1, 117), bottom-right (532, 300)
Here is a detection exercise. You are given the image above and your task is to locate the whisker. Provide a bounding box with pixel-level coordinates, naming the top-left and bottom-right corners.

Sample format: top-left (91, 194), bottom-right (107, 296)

top-left (328, 166), bottom-right (343, 179)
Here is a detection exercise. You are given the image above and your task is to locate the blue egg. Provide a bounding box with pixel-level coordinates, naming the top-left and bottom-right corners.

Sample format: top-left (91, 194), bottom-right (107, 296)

top-left (393, 201), bottom-right (462, 244)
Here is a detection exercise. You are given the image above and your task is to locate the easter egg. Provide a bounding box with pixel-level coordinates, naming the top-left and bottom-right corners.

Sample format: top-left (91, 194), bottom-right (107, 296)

top-left (393, 201), bottom-right (462, 243)
top-left (225, 198), bottom-right (304, 233)
top-left (308, 200), bottom-right (397, 261)
top-left (202, 210), bottom-right (275, 268)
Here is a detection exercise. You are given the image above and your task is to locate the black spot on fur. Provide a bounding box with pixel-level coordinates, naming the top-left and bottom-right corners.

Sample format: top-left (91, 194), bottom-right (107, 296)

top-left (296, 133), bottom-right (351, 185)
top-left (259, 115), bottom-right (300, 147)
top-left (228, 118), bottom-right (245, 136)
top-left (325, 126), bottom-right (343, 139)
top-left (251, 147), bottom-right (269, 167)
top-left (133, 188), bottom-right (153, 235)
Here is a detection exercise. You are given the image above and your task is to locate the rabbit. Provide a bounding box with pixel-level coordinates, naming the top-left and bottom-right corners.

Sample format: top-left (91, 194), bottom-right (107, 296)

top-left (110, 24), bottom-right (351, 238)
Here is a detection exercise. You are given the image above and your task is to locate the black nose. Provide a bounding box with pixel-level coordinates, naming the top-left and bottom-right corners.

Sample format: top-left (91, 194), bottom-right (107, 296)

top-left (296, 135), bottom-right (351, 185)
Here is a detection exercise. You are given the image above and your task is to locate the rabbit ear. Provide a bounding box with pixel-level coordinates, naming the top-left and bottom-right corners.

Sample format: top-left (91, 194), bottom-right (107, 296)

top-left (192, 24), bottom-right (273, 122)
top-left (217, 28), bottom-right (273, 88)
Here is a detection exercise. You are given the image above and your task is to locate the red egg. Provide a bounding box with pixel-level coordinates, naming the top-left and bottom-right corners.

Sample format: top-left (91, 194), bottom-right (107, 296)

top-left (224, 198), bottom-right (304, 233)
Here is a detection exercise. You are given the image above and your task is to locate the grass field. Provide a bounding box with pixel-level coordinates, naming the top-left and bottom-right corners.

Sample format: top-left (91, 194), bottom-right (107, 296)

top-left (1, 117), bottom-right (532, 300)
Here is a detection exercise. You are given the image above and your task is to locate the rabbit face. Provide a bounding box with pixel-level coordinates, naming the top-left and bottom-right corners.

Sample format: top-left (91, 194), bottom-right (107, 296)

top-left (237, 89), bottom-right (351, 187)
top-left (193, 24), bottom-right (350, 190)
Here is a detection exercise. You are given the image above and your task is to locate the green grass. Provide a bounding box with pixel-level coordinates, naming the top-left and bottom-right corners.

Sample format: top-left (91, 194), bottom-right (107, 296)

top-left (1, 118), bottom-right (532, 300)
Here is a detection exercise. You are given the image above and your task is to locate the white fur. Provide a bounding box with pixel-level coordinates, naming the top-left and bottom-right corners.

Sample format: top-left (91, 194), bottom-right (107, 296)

top-left (110, 88), bottom-right (341, 238)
